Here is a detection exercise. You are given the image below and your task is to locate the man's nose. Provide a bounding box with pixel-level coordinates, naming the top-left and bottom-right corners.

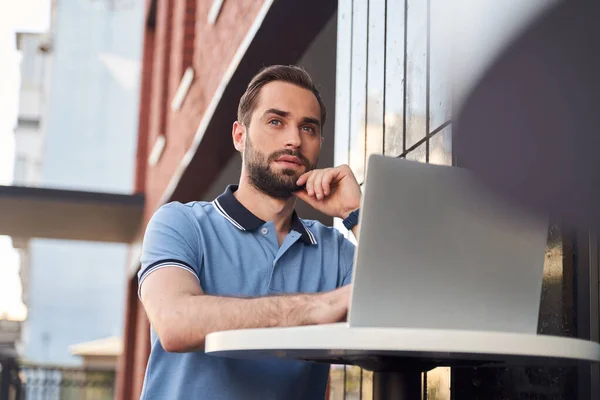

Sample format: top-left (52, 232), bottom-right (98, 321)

top-left (283, 127), bottom-right (302, 148)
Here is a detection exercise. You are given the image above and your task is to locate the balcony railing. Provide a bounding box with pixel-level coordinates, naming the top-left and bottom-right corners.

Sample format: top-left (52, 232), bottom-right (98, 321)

top-left (0, 362), bottom-right (115, 400)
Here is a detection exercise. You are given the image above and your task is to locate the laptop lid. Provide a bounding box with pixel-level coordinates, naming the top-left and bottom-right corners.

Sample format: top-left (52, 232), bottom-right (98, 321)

top-left (347, 154), bottom-right (548, 334)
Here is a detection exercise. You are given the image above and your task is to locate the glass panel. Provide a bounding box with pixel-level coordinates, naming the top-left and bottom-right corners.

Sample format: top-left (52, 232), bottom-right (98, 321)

top-left (344, 366), bottom-right (363, 399)
top-left (405, 0), bottom-right (428, 149)
top-left (383, 0), bottom-right (406, 156)
top-left (365, 0), bottom-right (386, 162)
top-left (328, 365), bottom-right (345, 400)
top-left (452, 226), bottom-right (578, 398)
top-left (429, 0), bottom-right (452, 131)
top-left (406, 141), bottom-right (426, 163)
top-left (348, 0), bottom-right (368, 182)
top-left (334, 0), bottom-right (353, 167)
top-left (333, 0), bottom-right (354, 239)
top-left (362, 370), bottom-right (374, 399)
top-left (429, 125), bottom-right (452, 166)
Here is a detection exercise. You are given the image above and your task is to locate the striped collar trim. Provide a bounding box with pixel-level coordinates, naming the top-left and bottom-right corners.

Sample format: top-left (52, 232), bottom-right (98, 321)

top-left (213, 185), bottom-right (317, 245)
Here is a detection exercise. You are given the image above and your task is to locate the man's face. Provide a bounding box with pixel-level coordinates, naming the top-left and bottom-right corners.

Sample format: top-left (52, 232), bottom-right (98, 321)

top-left (240, 81), bottom-right (323, 199)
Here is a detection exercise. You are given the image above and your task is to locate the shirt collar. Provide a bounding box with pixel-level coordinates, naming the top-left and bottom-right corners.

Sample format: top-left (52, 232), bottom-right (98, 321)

top-left (213, 185), bottom-right (317, 245)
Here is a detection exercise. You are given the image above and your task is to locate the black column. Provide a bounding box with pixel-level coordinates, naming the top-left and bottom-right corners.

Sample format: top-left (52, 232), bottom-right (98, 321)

top-left (0, 358), bottom-right (11, 400)
top-left (373, 370), bottom-right (422, 400)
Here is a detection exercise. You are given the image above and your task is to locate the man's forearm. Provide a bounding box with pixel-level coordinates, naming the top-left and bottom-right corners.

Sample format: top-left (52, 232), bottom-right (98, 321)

top-left (161, 292), bottom-right (315, 352)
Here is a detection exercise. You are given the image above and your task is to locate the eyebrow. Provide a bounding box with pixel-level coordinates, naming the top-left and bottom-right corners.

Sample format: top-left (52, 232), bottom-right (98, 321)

top-left (301, 116), bottom-right (321, 127)
top-left (263, 108), bottom-right (289, 118)
top-left (263, 108), bottom-right (321, 127)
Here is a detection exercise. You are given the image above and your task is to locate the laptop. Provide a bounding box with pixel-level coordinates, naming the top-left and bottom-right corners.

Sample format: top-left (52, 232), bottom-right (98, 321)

top-left (344, 154), bottom-right (549, 334)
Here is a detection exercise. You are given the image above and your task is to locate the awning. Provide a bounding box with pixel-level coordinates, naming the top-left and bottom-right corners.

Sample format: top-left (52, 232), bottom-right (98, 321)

top-left (0, 185), bottom-right (144, 243)
top-left (70, 336), bottom-right (123, 357)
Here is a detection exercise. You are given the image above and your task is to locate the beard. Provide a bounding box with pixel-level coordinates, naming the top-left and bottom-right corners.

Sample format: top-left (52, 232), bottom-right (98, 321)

top-left (244, 136), bottom-right (316, 199)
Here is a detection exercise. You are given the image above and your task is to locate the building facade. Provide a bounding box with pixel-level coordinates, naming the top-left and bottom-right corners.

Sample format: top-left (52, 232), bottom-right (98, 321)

top-left (12, 32), bottom-right (50, 188)
top-left (13, 0), bottom-right (145, 367)
top-left (116, 1), bottom-right (600, 399)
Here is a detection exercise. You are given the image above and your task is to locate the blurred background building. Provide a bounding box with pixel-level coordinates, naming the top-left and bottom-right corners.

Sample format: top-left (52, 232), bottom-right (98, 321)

top-left (13, 0), bottom-right (144, 367)
top-left (2, 0), bottom-right (144, 398)
top-left (1, 0), bottom-right (599, 399)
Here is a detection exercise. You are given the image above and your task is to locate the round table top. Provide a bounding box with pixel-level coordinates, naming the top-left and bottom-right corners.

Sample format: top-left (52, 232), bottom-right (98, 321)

top-left (205, 324), bottom-right (600, 368)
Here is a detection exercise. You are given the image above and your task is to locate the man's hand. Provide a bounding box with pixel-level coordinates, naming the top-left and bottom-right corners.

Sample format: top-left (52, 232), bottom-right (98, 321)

top-left (307, 284), bottom-right (351, 325)
top-left (294, 164), bottom-right (361, 220)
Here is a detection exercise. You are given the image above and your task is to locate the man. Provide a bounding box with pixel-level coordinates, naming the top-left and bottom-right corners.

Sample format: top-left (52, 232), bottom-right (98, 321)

top-left (137, 65), bottom-right (362, 399)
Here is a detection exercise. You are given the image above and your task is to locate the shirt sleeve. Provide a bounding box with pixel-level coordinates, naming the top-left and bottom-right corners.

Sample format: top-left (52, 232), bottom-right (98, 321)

top-left (137, 202), bottom-right (201, 298)
top-left (339, 235), bottom-right (356, 287)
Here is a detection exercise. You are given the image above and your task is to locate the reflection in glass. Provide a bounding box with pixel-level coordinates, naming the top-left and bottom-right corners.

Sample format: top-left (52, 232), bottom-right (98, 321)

top-left (347, 366), bottom-right (366, 399)
top-left (406, 141), bottom-right (427, 163)
top-left (334, 0), bottom-right (353, 167)
top-left (328, 365), bottom-right (372, 400)
top-left (539, 225), bottom-right (570, 337)
top-left (429, 0), bottom-right (452, 130)
top-left (348, 0), bottom-right (368, 182)
top-left (429, 125), bottom-right (452, 166)
top-left (365, 0), bottom-right (386, 161)
top-left (427, 367), bottom-right (451, 400)
top-left (384, 0), bottom-right (406, 156)
top-left (405, 0), bottom-right (428, 149)
top-left (361, 370), bottom-right (374, 399)
top-left (328, 365), bottom-right (345, 400)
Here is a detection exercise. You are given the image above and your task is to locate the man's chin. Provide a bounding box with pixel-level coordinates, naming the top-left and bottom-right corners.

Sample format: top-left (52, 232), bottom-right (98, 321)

top-left (270, 166), bottom-right (302, 179)
top-left (274, 178), bottom-right (304, 197)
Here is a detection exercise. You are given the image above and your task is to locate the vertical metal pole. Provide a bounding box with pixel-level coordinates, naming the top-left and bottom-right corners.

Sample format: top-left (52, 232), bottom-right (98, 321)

top-left (575, 230), bottom-right (592, 399)
top-left (589, 232), bottom-right (600, 400)
top-left (343, 365), bottom-right (347, 400)
top-left (0, 360), bottom-right (10, 400)
top-left (359, 368), bottom-right (363, 399)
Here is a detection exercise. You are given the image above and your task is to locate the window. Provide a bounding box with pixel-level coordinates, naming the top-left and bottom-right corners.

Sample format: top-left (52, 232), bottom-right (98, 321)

top-left (14, 155), bottom-right (28, 185)
top-left (333, 0), bottom-right (452, 398)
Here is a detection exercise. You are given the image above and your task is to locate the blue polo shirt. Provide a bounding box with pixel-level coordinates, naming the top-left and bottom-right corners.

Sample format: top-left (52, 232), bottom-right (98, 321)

top-left (137, 185), bottom-right (355, 400)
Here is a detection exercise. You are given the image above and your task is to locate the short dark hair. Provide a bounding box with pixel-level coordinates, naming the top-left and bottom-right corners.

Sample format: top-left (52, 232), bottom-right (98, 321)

top-left (237, 65), bottom-right (327, 130)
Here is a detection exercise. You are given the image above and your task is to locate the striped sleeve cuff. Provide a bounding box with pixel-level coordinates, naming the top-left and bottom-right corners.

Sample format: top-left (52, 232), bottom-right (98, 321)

top-left (138, 259), bottom-right (200, 299)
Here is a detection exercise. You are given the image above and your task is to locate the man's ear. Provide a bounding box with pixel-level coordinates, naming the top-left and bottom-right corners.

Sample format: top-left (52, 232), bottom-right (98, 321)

top-left (232, 121), bottom-right (246, 152)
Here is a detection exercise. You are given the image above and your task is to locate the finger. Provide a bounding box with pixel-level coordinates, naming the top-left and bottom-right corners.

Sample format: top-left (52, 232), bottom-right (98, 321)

top-left (306, 171), bottom-right (318, 197)
top-left (312, 171), bottom-right (325, 200)
top-left (296, 171), bottom-right (312, 186)
top-left (321, 169), bottom-right (337, 197)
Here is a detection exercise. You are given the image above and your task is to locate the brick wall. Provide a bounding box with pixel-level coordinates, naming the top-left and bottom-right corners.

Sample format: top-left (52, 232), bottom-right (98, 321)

top-left (123, 1), bottom-right (265, 396)
top-left (141, 0), bottom-right (263, 226)
top-left (133, 28), bottom-right (155, 194)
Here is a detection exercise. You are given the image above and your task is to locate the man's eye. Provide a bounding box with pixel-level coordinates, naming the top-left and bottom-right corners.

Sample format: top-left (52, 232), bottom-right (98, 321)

top-left (302, 126), bottom-right (316, 134)
top-left (268, 119), bottom-right (282, 126)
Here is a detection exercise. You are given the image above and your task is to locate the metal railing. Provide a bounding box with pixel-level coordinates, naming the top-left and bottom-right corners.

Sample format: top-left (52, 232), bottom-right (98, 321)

top-left (0, 361), bottom-right (115, 400)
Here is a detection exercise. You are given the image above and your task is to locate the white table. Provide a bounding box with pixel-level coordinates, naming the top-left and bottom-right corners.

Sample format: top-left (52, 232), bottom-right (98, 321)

top-left (206, 324), bottom-right (600, 399)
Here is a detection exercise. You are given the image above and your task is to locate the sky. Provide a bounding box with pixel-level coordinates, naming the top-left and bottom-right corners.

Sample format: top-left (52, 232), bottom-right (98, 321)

top-left (0, 0), bottom-right (50, 321)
